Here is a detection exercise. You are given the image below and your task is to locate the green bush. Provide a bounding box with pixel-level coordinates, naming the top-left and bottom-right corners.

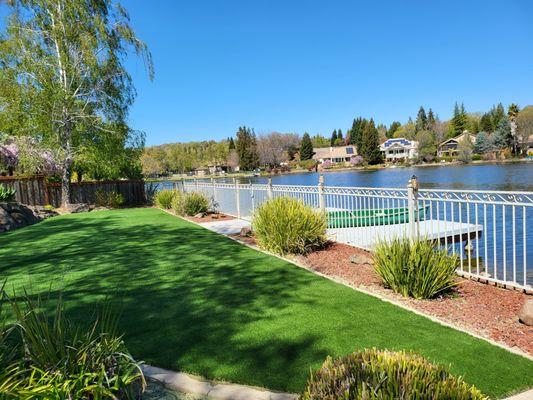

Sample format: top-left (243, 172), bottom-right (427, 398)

top-left (0, 293), bottom-right (145, 400)
top-left (154, 189), bottom-right (178, 209)
top-left (182, 191), bottom-right (210, 216)
top-left (301, 349), bottom-right (487, 400)
top-left (0, 184), bottom-right (16, 202)
top-left (373, 238), bottom-right (458, 299)
top-left (171, 190), bottom-right (185, 215)
top-left (252, 197), bottom-right (327, 255)
top-left (94, 189), bottom-right (125, 208)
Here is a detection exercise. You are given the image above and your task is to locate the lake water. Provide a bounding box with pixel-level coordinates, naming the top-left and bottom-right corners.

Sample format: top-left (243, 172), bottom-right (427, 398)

top-left (244, 163), bottom-right (533, 192)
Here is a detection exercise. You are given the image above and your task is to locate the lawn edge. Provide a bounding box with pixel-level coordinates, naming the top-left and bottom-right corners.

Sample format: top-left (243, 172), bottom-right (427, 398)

top-left (158, 208), bottom-right (533, 363)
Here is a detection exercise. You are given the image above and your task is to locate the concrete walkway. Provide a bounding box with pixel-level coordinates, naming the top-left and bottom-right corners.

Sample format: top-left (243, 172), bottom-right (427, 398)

top-left (142, 365), bottom-right (297, 400)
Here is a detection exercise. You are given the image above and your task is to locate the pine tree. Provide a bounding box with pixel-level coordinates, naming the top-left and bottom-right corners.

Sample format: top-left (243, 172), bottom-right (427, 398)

top-left (415, 106), bottom-right (427, 132)
top-left (473, 132), bottom-right (493, 154)
top-left (449, 102), bottom-right (468, 138)
top-left (480, 113), bottom-right (493, 132)
top-left (349, 117), bottom-right (366, 151)
top-left (386, 121), bottom-right (401, 138)
top-left (330, 129), bottom-right (337, 146)
top-left (360, 119), bottom-right (382, 165)
top-left (228, 137), bottom-right (235, 150)
top-left (337, 129), bottom-right (343, 142)
top-left (427, 109), bottom-right (436, 132)
top-left (300, 132), bottom-right (314, 160)
top-left (492, 118), bottom-right (512, 149)
top-left (235, 126), bottom-right (259, 170)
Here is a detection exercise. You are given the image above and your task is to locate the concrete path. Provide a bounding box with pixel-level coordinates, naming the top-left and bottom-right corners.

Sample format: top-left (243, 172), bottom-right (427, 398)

top-left (142, 365), bottom-right (297, 400)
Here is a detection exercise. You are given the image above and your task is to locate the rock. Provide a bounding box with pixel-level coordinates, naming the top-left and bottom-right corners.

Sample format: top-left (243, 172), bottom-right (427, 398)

top-left (0, 202), bottom-right (41, 232)
top-left (67, 203), bottom-right (90, 213)
top-left (29, 205), bottom-right (59, 220)
top-left (194, 212), bottom-right (205, 218)
top-left (349, 253), bottom-right (374, 265)
top-left (240, 226), bottom-right (252, 237)
top-left (518, 299), bottom-right (533, 326)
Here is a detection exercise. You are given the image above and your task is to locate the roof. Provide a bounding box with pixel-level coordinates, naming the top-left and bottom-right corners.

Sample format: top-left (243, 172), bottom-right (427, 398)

top-left (439, 132), bottom-right (476, 147)
top-left (313, 145), bottom-right (357, 160)
top-left (379, 138), bottom-right (417, 151)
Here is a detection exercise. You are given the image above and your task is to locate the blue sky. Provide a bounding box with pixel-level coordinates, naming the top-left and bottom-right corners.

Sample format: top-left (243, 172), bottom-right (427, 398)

top-left (3, 1), bottom-right (533, 145)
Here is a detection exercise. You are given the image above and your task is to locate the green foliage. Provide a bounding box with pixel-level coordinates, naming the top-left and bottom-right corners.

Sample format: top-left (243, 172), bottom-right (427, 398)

top-left (330, 129), bottom-right (337, 146)
top-left (236, 126), bottom-right (259, 171)
top-left (359, 119), bottom-right (382, 165)
top-left (0, 294), bottom-right (145, 400)
top-left (348, 117), bottom-right (366, 150)
top-left (415, 130), bottom-right (437, 162)
top-left (492, 118), bottom-right (512, 149)
top-left (457, 135), bottom-right (474, 163)
top-left (0, 184), bottom-right (16, 202)
top-left (252, 197), bottom-right (327, 255)
top-left (373, 238), bottom-right (458, 299)
top-left (448, 102), bottom-right (468, 138)
top-left (386, 121), bottom-right (401, 138)
top-left (301, 349), bottom-right (487, 400)
top-left (94, 189), bottom-right (125, 208)
top-left (300, 133), bottom-right (314, 161)
top-left (154, 189), bottom-right (178, 209)
top-left (474, 132), bottom-right (493, 154)
top-left (311, 134), bottom-right (330, 148)
top-left (415, 106), bottom-right (427, 132)
top-left (182, 192), bottom-right (210, 216)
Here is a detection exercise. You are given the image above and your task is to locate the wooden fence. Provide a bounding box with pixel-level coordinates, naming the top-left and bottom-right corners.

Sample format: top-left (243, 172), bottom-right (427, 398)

top-left (0, 176), bottom-right (146, 207)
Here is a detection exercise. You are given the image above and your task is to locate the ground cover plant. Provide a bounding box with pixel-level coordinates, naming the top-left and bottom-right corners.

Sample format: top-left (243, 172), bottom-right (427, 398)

top-left (95, 189), bottom-right (125, 208)
top-left (0, 209), bottom-right (532, 398)
top-left (0, 185), bottom-right (15, 202)
top-left (301, 349), bottom-right (487, 400)
top-left (154, 189), bottom-right (177, 209)
top-left (252, 197), bottom-right (327, 255)
top-left (373, 237), bottom-right (458, 299)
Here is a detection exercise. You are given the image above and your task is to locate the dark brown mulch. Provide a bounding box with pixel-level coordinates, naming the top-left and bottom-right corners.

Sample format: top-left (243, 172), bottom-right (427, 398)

top-left (185, 212), bottom-right (234, 224)
top-left (296, 242), bottom-right (533, 357)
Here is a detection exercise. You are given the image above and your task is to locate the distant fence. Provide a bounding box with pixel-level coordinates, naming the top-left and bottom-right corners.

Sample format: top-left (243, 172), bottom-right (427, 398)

top-left (0, 176), bottom-right (146, 207)
top-left (177, 177), bottom-right (533, 292)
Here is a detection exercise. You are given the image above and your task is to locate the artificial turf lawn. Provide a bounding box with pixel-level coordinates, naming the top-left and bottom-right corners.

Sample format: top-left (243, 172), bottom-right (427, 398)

top-left (1, 208), bottom-right (532, 398)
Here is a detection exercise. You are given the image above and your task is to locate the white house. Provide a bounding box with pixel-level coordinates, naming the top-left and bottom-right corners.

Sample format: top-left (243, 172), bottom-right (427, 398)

top-left (380, 138), bottom-right (418, 161)
top-left (312, 145), bottom-right (357, 164)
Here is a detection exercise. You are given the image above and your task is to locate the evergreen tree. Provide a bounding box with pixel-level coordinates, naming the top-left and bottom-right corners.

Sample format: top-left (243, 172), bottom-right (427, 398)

top-left (228, 137), bottom-right (235, 150)
top-left (360, 119), bottom-right (382, 165)
top-left (415, 106), bottom-right (427, 132)
top-left (493, 103), bottom-right (506, 128)
top-left (473, 132), bottom-right (493, 154)
top-left (235, 126), bottom-right (259, 170)
top-left (449, 102), bottom-right (468, 138)
top-left (300, 132), bottom-right (314, 160)
top-left (349, 117), bottom-right (366, 151)
top-left (480, 113), bottom-right (493, 132)
top-left (427, 109), bottom-right (436, 132)
top-left (337, 129), bottom-right (343, 142)
top-left (330, 129), bottom-right (337, 146)
top-left (492, 118), bottom-right (512, 149)
top-left (386, 121), bottom-right (401, 138)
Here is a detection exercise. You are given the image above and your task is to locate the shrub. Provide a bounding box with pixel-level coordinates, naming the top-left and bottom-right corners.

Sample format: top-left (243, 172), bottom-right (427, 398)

top-left (0, 184), bottom-right (16, 202)
top-left (171, 190), bottom-right (185, 215)
top-left (182, 191), bottom-right (210, 216)
top-left (252, 197), bottom-right (327, 255)
top-left (301, 349), bottom-right (487, 400)
top-left (373, 238), bottom-right (458, 299)
top-left (2, 293), bottom-right (145, 400)
top-left (95, 189), bottom-right (125, 208)
top-left (154, 189), bottom-right (177, 209)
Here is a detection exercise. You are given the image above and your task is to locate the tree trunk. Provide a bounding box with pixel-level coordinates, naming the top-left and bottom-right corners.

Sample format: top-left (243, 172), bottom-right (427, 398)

top-left (60, 134), bottom-right (73, 208)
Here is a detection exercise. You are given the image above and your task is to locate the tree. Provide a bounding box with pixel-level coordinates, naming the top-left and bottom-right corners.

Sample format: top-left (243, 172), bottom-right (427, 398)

top-left (349, 117), bottom-right (366, 151)
top-left (479, 113), bottom-right (493, 132)
top-left (393, 118), bottom-right (416, 139)
top-left (492, 118), bottom-right (512, 150)
top-left (300, 133), bottom-right (314, 160)
top-left (228, 137), bottom-right (235, 150)
top-left (386, 121), bottom-right (401, 138)
top-left (360, 119), bottom-right (381, 165)
top-left (516, 106), bottom-right (533, 155)
top-left (415, 130), bottom-right (437, 162)
top-left (311, 134), bottom-right (329, 148)
top-left (473, 132), bottom-right (493, 154)
top-left (448, 102), bottom-right (468, 138)
top-left (427, 109), bottom-right (436, 132)
top-left (235, 126), bottom-right (259, 170)
top-left (257, 132), bottom-right (300, 167)
top-left (415, 106), bottom-right (427, 132)
top-left (337, 129), bottom-right (343, 141)
top-left (508, 103), bottom-right (520, 154)
top-left (0, 0), bottom-right (153, 206)
top-left (330, 129), bottom-right (337, 146)
top-left (457, 134), bottom-right (474, 163)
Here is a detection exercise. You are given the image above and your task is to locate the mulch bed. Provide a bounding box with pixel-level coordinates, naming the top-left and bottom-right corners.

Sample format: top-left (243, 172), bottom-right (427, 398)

top-left (184, 212), bottom-right (234, 224)
top-left (229, 235), bottom-right (533, 357)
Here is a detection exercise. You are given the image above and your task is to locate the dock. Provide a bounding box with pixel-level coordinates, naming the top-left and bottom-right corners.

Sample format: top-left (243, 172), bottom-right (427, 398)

top-left (327, 219), bottom-right (483, 250)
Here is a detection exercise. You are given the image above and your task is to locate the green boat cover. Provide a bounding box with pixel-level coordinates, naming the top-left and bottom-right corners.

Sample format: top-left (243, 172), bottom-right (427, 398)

top-left (327, 206), bottom-right (428, 228)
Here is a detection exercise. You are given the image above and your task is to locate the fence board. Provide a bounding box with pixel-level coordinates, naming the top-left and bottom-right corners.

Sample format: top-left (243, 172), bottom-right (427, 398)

top-left (0, 176), bottom-right (145, 207)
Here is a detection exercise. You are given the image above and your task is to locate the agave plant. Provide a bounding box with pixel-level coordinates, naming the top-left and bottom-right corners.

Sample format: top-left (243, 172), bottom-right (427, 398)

top-left (0, 185), bottom-right (16, 202)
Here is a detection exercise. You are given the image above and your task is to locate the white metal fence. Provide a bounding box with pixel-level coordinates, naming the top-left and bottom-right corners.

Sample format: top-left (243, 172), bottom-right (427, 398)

top-left (175, 177), bottom-right (532, 291)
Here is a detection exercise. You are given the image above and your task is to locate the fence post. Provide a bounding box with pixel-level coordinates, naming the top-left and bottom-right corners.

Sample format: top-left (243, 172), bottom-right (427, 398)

top-left (234, 177), bottom-right (241, 218)
top-left (250, 179), bottom-right (255, 214)
top-left (267, 177), bottom-right (273, 199)
top-left (407, 175), bottom-right (419, 240)
top-left (318, 174), bottom-right (325, 211)
top-left (180, 178), bottom-right (185, 192)
top-left (194, 178), bottom-right (198, 191)
top-left (211, 177), bottom-right (217, 204)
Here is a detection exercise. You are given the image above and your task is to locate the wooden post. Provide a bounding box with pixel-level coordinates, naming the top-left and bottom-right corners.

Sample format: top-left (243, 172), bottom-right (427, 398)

top-left (42, 176), bottom-right (50, 206)
top-left (318, 174), bottom-right (325, 211)
top-left (407, 175), bottom-right (419, 240)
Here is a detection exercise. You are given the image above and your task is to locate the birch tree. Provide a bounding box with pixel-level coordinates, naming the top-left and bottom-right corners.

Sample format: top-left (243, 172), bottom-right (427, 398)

top-left (0, 0), bottom-right (153, 206)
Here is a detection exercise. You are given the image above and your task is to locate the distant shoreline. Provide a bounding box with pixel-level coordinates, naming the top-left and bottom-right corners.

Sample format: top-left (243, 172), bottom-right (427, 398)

top-left (146, 157), bottom-right (531, 182)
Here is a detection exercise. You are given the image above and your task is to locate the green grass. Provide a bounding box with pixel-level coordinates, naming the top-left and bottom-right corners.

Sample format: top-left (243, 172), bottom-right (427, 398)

top-left (0, 208), bottom-right (531, 398)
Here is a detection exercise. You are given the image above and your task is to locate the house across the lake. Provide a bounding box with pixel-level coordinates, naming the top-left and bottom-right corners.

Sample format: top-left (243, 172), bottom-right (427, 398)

top-left (313, 145), bottom-right (357, 164)
top-left (437, 132), bottom-right (476, 157)
top-left (380, 138), bottom-right (418, 161)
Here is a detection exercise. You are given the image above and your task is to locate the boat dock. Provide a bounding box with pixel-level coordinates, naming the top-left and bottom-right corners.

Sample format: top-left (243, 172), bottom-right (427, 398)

top-left (327, 219), bottom-right (483, 250)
